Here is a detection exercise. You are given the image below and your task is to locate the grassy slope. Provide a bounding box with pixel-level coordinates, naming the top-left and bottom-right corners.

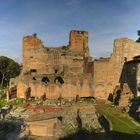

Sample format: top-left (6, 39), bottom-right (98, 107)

top-left (95, 100), bottom-right (140, 140)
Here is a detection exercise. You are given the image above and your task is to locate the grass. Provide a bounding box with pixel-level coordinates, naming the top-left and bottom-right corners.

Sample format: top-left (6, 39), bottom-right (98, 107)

top-left (0, 98), bottom-right (25, 106)
top-left (0, 98), bottom-right (7, 106)
top-left (95, 99), bottom-right (140, 140)
top-left (8, 98), bottom-right (25, 106)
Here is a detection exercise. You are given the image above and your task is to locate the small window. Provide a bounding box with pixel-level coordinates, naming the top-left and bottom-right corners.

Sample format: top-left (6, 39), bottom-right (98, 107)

top-left (61, 53), bottom-right (66, 56)
top-left (32, 77), bottom-right (36, 80)
top-left (30, 69), bottom-right (37, 73)
top-left (55, 69), bottom-right (58, 74)
top-left (41, 77), bottom-right (50, 84)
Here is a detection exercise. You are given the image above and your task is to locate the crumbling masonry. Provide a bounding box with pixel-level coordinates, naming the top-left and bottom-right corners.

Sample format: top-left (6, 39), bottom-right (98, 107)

top-left (10, 30), bottom-right (140, 100)
top-left (10, 31), bottom-right (94, 99)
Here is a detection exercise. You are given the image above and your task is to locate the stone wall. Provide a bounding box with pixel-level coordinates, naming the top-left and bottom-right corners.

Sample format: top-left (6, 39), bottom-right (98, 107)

top-left (26, 105), bottom-right (104, 139)
top-left (22, 32), bottom-right (91, 75)
top-left (16, 75), bottom-right (93, 99)
top-left (94, 38), bottom-right (140, 99)
top-left (94, 58), bottom-right (114, 98)
top-left (26, 118), bottom-right (58, 137)
top-left (10, 30), bottom-right (94, 99)
top-left (10, 30), bottom-right (140, 100)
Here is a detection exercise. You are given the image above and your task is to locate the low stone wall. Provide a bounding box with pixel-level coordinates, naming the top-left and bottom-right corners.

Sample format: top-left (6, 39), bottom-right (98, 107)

top-left (26, 118), bottom-right (58, 137)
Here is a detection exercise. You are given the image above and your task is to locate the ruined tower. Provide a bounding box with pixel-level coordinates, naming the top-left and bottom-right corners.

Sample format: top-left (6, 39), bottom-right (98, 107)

top-left (22, 34), bottom-right (44, 73)
top-left (69, 30), bottom-right (88, 52)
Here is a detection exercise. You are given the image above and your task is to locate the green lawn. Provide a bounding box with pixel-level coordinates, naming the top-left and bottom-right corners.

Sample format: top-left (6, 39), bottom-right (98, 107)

top-left (95, 99), bottom-right (140, 140)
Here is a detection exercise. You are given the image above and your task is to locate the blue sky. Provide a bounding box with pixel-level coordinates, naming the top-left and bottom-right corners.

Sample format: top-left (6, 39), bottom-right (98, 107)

top-left (0, 0), bottom-right (140, 62)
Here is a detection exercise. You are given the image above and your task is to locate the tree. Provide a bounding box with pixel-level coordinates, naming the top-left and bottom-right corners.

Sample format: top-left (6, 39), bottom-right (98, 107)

top-left (0, 56), bottom-right (20, 87)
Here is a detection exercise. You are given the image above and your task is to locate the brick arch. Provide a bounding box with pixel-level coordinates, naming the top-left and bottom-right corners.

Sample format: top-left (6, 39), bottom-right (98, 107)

top-left (41, 76), bottom-right (50, 84)
top-left (54, 76), bottom-right (64, 84)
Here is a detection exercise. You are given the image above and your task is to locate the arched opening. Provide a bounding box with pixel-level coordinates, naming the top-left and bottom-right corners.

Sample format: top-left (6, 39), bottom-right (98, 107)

top-left (41, 77), bottom-right (50, 84)
top-left (30, 69), bottom-right (37, 73)
top-left (54, 76), bottom-right (64, 84)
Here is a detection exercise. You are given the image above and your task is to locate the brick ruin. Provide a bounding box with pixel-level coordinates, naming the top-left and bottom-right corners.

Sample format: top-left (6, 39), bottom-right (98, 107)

top-left (94, 38), bottom-right (140, 99)
top-left (10, 30), bottom-right (140, 101)
top-left (10, 30), bottom-right (94, 99)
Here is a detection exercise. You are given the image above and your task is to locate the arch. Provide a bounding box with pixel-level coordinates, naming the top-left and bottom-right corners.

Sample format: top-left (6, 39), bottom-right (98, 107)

top-left (41, 76), bottom-right (50, 84)
top-left (54, 76), bottom-right (64, 84)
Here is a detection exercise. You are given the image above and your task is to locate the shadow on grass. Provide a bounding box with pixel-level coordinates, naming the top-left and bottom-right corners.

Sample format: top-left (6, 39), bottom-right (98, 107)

top-left (129, 98), bottom-right (140, 122)
top-left (59, 129), bottom-right (140, 140)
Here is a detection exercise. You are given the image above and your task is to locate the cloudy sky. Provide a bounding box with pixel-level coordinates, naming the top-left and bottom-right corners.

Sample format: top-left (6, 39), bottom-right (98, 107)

top-left (0, 0), bottom-right (140, 62)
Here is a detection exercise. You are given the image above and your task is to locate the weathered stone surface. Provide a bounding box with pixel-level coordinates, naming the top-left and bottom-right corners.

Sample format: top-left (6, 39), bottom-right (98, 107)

top-left (25, 104), bottom-right (104, 139)
top-left (6, 107), bottom-right (33, 120)
top-left (113, 83), bottom-right (133, 110)
top-left (10, 30), bottom-right (94, 99)
top-left (69, 30), bottom-right (88, 54)
top-left (26, 118), bottom-right (58, 137)
top-left (94, 38), bottom-right (140, 99)
top-left (9, 30), bottom-right (140, 101)
top-left (55, 107), bottom-right (104, 139)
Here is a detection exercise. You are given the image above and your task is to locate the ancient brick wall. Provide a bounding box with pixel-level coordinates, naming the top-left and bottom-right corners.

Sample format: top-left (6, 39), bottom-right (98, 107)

top-left (93, 58), bottom-right (115, 98)
top-left (11, 30), bottom-right (140, 100)
top-left (16, 75), bottom-right (93, 99)
top-left (26, 118), bottom-right (58, 137)
top-left (94, 38), bottom-right (140, 99)
top-left (23, 34), bottom-right (44, 73)
top-left (11, 30), bottom-right (94, 99)
top-left (22, 34), bottom-right (88, 75)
